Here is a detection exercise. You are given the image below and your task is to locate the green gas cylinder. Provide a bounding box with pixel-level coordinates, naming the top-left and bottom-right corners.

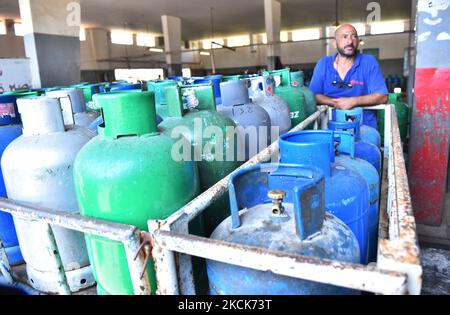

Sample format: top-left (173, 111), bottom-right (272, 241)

top-left (159, 83), bottom-right (242, 232)
top-left (378, 93), bottom-right (411, 143)
top-left (222, 75), bottom-right (244, 82)
top-left (290, 70), bottom-right (318, 118)
top-left (147, 80), bottom-right (179, 119)
top-left (74, 91), bottom-right (200, 295)
top-left (263, 69), bottom-right (308, 127)
top-left (159, 83), bottom-right (242, 294)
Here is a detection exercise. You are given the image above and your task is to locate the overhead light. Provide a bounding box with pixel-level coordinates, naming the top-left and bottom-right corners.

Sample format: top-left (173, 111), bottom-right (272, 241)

top-left (200, 51), bottom-right (211, 56)
top-left (148, 47), bottom-right (164, 53)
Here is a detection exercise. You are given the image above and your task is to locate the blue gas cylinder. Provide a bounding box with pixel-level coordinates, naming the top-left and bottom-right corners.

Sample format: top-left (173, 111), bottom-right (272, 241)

top-left (207, 163), bottom-right (360, 295)
top-left (279, 130), bottom-right (370, 263)
top-left (334, 108), bottom-right (381, 148)
top-left (206, 75), bottom-right (223, 105)
top-left (109, 83), bottom-right (142, 92)
top-left (0, 94), bottom-right (24, 265)
top-left (328, 119), bottom-right (382, 175)
top-left (331, 128), bottom-right (380, 263)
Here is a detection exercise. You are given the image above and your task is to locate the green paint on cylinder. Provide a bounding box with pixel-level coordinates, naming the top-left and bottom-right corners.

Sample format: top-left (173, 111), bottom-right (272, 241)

top-left (74, 91), bottom-right (200, 295)
top-left (222, 75), bottom-right (244, 82)
top-left (147, 80), bottom-right (179, 119)
top-left (159, 83), bottom-right (243, 294)
top-left (263, 69), bottom-right (309, 127)
top-left (378, 93), bottom-right (411, 143)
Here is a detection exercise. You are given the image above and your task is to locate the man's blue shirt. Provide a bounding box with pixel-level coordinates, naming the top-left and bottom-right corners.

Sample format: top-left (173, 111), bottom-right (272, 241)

top-left (309, 52), bottom-right (388, 129)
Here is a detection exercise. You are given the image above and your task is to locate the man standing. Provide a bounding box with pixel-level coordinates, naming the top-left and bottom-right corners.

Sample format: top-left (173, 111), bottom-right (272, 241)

top-left (309, 24), bottom-right (388, 129)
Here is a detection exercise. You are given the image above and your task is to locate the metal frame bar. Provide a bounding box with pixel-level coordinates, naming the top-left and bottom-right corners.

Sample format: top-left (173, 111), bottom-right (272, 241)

top-left (0, 104), bottom-right (421, 295)
top-left (0, 199), bottom-right (151, 295)
top-left (147, 104), bottom-right (422, 295)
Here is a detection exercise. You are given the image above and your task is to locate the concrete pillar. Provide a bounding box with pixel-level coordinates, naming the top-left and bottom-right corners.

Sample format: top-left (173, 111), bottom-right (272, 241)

top-left (84, 28), bottom-right (111, 71)
top-left (161, 15), bottom-right (182, 77)
top-left (264, 0), bottom-right (282, 70)
top-left (325, 25), bottom-right (337, 56)
top-left (18, 0), bottom-right (81, 88)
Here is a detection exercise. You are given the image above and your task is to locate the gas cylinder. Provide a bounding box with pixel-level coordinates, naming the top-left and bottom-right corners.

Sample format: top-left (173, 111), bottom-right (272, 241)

top-left (290, 70), bottom-right (318, 118)
top-left (378, 93), bottom-right (411, 144)
top-left (222, 75), bottom-right (243, 82)
top-left (3, 91), bottom-right (39, 97)
top-left (147, 80), bottom-right (179, 119)
top-left (109, 83), bottom-right (142, 92)
top-left (0, 94), bottom-right (24, 265)
top-left (218, 80), bottom-right (271, 161)
top-left (1, 96), bottom-right (95, 293)
top-left (160, 83), bottom-right (241, 193)
top-left (159, 83), bottom-right (242, 234)
top-left (46, 89), bottom-right (100, 128)
top-left (328, 118), bottom-right (382, 175)
top-left (248, 75), bottom-right (292, 135)
top-left (331, 127), bottom-right (380, 263)
top-left (206, 74), bottom-right (223, 105)
top-left (263, 69), bottom-right (308, 127)
top-left (193, 75), bottom-right (223, 105)
top-left (73, 83), bottom-right (102, 103)
top-left (279, 130), bottom-right (370, 263)
top-left (207, 163), bottom-right (360, 295)
top-left (74, 91), bottom-right (200, 295)
top-left (334, 108), bottom-right (381, 148)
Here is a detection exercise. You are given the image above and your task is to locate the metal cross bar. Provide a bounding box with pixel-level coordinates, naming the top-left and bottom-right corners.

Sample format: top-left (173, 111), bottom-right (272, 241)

top-left (0, 199), bottom-right (151, 295)
top-left (152, 229), bottom-right (409, 295)
top-left (148, 104), bottom-right (422, 295)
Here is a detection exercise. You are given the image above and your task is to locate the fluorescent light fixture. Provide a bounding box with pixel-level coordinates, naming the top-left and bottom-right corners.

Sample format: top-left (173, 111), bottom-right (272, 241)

top-left (280, 31), bottom-right (289, 42)
top-left (200, 51), bottom-right (210, 56)
top-left (0, 21), bottom-right (6, 35)
top-left (370, 21), bottom-right (405, 35)
top-left (202, 38), bottom-right (224, 49)
top-left (14, 23), bottom-right (25, 36)
top-left (79, 28), bottom-right (86, 41)
top-left (111, 30), bottom-right (134, 45)
top-left (137, 33), bottom-right (156, 47)
top-left (227, 35), bottom-right (250, 47)
top-left (291, 28), bottom-right (320, 41)
top-left (149, 47), bottom-right (164, 53)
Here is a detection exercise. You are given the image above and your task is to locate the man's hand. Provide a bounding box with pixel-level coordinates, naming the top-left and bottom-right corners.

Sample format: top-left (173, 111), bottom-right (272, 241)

top-left (332, 97), bottom-right (358, 110)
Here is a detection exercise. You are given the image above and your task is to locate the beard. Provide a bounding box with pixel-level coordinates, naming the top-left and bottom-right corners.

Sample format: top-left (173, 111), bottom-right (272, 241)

top-left (337, 44), bottom-right (357, 57)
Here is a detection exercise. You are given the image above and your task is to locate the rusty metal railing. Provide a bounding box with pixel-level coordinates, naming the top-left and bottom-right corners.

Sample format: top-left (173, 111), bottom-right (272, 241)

top-left (0, 200), bottom-right (151, 295)
top-left (146, 104), bottom-right (422, 295)
top-left (0, 105), bottom-right (422, 295)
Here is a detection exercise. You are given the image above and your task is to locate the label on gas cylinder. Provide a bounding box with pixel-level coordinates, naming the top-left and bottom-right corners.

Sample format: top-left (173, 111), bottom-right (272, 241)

top-left (0, 103), bottom-right (16, 118)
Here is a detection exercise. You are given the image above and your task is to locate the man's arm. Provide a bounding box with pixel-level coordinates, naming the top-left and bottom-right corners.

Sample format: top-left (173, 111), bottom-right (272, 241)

top-left (315, 94), bottom-right (337, 106)
top-left (332, 93), bottom-right (388, 110)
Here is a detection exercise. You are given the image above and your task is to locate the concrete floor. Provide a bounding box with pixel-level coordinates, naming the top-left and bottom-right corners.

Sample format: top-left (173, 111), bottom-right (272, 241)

top-left (420, 247), bottom-right (450, 295)
top-left (416, 191), bottom-right (450, 295)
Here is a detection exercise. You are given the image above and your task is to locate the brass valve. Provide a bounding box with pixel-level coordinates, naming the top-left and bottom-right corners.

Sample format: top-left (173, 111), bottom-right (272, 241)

top-left (268, 190), bottom-right (286, 216)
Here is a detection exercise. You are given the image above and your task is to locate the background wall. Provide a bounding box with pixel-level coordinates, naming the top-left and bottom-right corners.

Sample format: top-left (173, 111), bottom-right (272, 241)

top-left (0, 29), bottom-right (411, 82)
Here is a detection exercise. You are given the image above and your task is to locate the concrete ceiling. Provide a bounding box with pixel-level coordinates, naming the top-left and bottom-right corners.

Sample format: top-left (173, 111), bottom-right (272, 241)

top-left (0, 0), bottom-right (412, 40)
